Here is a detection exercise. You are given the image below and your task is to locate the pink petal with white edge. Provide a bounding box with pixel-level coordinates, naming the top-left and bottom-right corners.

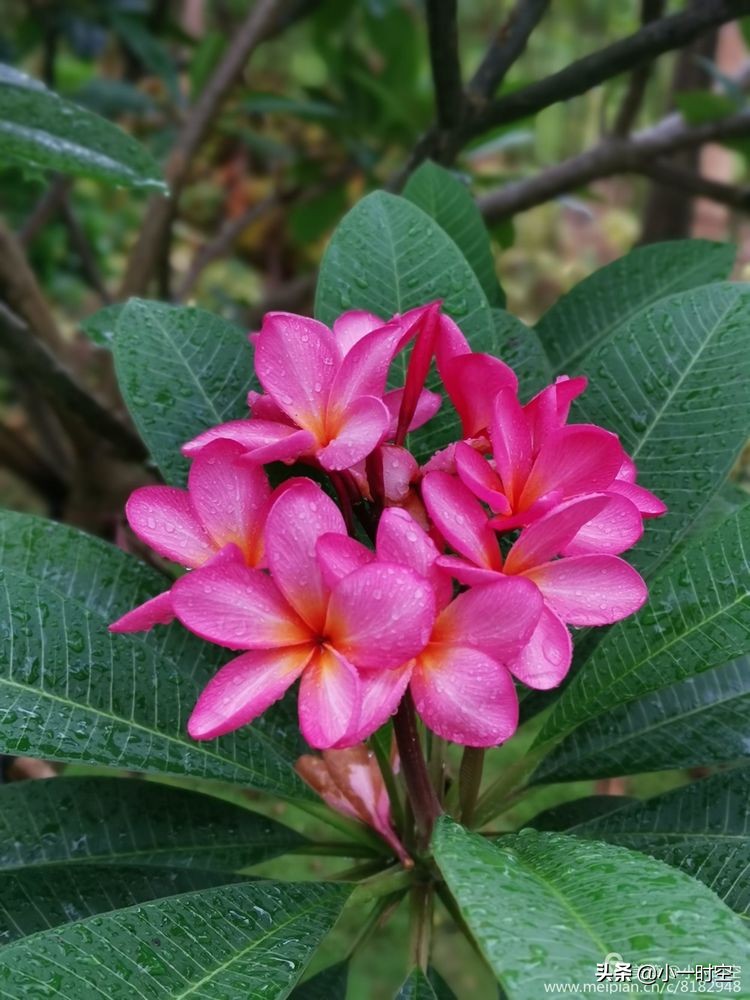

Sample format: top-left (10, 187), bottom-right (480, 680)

top-left (339, 663), bottom-right (413, 746)
top-left (255, 312), bottom-right (339, 438)
top-left (455, 441), bottom-right (510, 514)
top-left (187, 439), bottom-right (270, 564)
top-left (316, 533), bottom-right (373, 589)
top-left (526, 555), bottom-right (647, 626)
top-left (109, 590), bottom-right (175, 633)
top-left (326, 562), bottom-right (436, 670)
top-left (563, 492), bottom-right (644, 556)
top-left (609, 478), bottom-right (667, 517)
top-left (333, 310), bottom-right (387, 355)
top-left (298, 647), bottom-right (361, 749)
top-left (376, 507), bottom-right (453, 610)
top-left (422, 471), bottom-right (502, 571)
top-left (490, 389), bottom-right (533, 505)
top-left (318, 396), bottom-right (390, 471)
top-left (433, 578), bottom-right (542, 660)
top-left (504, 495), bottom-right (611, 575)
top-left (126, 486), bottom-right (214, 567)
top-left (264, 480), bottom-right (346, 631)
top-left (443, 353), bottom-right (518, 438)
top-left (188, 646), bottom-right (311, 740)
top-left (507, 605), bottom-right (572, 689)
top-left (383, 388), bottom-right (442, 438)
top-left (412, 645), bottom-right (518, 747)
top-left (171, 547), bottom-right (309, 649)
top-left (521, 424), bottom-right (625, 507)
top-left (182, 419), bottom-right (315, 465)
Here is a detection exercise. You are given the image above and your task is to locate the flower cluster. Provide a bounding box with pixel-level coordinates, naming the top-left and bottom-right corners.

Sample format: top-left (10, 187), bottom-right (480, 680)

top-left (111, 303), bottom-right (665, 749)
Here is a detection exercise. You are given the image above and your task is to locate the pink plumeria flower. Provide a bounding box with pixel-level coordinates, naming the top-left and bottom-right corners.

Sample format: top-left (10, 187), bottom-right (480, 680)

top-left (181, 308), bottom-right (442, 474)
top-left (296, 745), bottom-right (411, 865)
top-left (423, 473), bottom-right (648, 689)
top-left (110, 439), bottom-right (272, 633)
top-left (169, 480), bottom-right (436, 748)
top-left (454, 377), bottom-right (665, 534)
top-left (315, 508), bottom-right (543, 747)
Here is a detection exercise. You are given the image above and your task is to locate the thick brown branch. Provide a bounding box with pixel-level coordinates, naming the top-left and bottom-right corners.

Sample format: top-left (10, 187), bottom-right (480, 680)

top-left (642, 160), bottom-right (750, 210)
top-left (0, 221), bottom-right (66, 353)
top-left (119, 0), bottom-right (298, 298)
top-left (468, 0), bottom-right (550, 101)
top-left (426, 0), bottom-right (463, 133)
top-left (478, 110), bottom-right (750, 221)
top-left (612, 0), bottom-right (666, 136)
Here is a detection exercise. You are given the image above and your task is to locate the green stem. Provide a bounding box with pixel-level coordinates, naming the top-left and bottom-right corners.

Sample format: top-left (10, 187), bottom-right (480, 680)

top-left (458, 746), bottom-right (485, 828)
top-left (393, 691), bottom-right (442, 850)
top-left (347, 893), bottom-right (404, 960)
top-left (371, 732), bottom-right (405, 833)
top-left (409, 881), bottom-right (434, 971)
top-left (471, 746), bottom-right (546, 829)
top-left (290, 841), bottom-right (380, 858)
top-left (294, 798), bottom-right (389, 853)
top-left (428, 734), bottom-right (447, 804)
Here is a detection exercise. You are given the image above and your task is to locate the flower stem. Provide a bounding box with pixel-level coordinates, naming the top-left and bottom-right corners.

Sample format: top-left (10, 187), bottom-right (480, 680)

top-left (458, 746), bottom-right (485, 828)
top-left (371, 731), bottom-right (405, 833)
top-left (409, 881), bottom-right (434, 971)
top-left (393, 691), bottom-right (442, 850)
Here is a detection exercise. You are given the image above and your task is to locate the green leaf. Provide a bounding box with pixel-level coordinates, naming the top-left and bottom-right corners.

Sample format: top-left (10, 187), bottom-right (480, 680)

top-left (0, 509), bottom-right (310, 797)
top-left (315, 191), bottom-right (493, 345)
top-left (396, 966), bottom-right (457, 999)
top-left (562, 770), bottom-right (750, 916)
top-left (0, 776), bottom-right (305, 872)
top-left (536, 239), bottom-right (735, 373)
top-left (572, 282), bottom-right (750, 573)
top-left (491, 308), bottom-right (551, 400)
top-left (404, 161), bottom-right (504, 307)
top-left (111, 14), bottom-right (180, 104)
top-left (291, 960), bottom-right (349, 999)
top-left (0, 63), bottom-right (165, 191)
top-left (114, 299), bottom-right (256, 487)
top-left (536, 506), bottom-right (750, 749)
top-left (535, 655), bottom-right (750, 783)
top-left (0, 880), bottom-right (350, 998)
top-left (80, 303), bottom-right (124, 348)
top-left (675, 91), bottom-right (738, 126)
top-left (432, 818), bottom-right (750, 998)
top-left (0, 865), bottom-right (239, 944)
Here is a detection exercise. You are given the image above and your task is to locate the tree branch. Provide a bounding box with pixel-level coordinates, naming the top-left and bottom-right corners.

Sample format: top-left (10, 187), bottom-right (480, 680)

top-left (642, 159), bottom-right (750, 210)
top-left (0, 221), bottom-right (66, 353)
top-left (612, 0), bottom-right (666, 136)
top-left (468, 0), bottom-right (550, 101)
top-left (119, 0), bottom-right (300, 298)
top-left (478, 109), bottom-right (750, 221)
top-left (0, 304), bottom-right (146, 462)
top-left (426, 0), bottom-right (464, 133)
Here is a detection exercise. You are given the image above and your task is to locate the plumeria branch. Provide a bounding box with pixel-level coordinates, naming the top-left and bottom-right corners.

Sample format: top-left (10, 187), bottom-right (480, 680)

top-left (477, 109), bottom-right (750, 222)
top-left (611, 0), bottom-right (667, 137)
top-left (393, 692), bottom-right (442, 850)
top-left (467, 0), bottom-right (550, 101)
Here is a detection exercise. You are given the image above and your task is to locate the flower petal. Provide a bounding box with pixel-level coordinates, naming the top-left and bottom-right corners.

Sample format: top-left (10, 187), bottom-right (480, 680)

top-left (264, 480), bottom-right (346, 630)
top-left (381, 445), bottom-right (419, 503)
top-left (521, 425), bottom-right (625, 507)
top-left (333, 310), bottom-right (387, 355)
top-left (298, 647), bottom-right (361, 749)
top-left (340, 664), bottom-right (413, 746)
top-left (507, 605), bottom-right (572, 689)
top-left (171, 546), bottom-right (309, 648)
top-left (422, 471), bottom-right (502, 571)
top-left (316, 533), bottom-right (373, 589)
top-left (326, 563), bottom-right (435, 670)
top-left (524, 375), bottom-right (587, 449)
top-left (376, 507), bottom-right (453, 610)
top-left (383, 388), bottom-right (442, 438)
top-left (125, 486), bottom-right (214, 567)
top-left (396, 302), bottom-right (441, 444)
top-left (329, 324), bottom-right (404, 417)
top-left (182, 419), bottom-right (315, 465)
top-left (318, 396), bottom-right (390, 471)
top-left (255, 312), bottom-right (339, 437)
top-left (188, 647), bottom-right (310, 740)
top-left (609, 478), bottom-right (667, 517)
top-left (187, 439), bottom-right (271, 564)
top-left (562, 492), bottom-right (644, 556)
top-left (504, 495), bottom-right (611, 575)
top-left (526, 555), bottom-right (648, 625)
top-left (442, 353), bottom-right (518, 438)
top-left (436, 554), bottom-right (501, 587)
top-left (412, 645), bottom-right (518, 746)
top-left (489, 388), bottom-right (533, 505)
top-left (455, 441), bottom-right (510, 514)
top-left (432, 578), bottom-right (542, 660)
top-left (109, 590), bottom-right (175, 633)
